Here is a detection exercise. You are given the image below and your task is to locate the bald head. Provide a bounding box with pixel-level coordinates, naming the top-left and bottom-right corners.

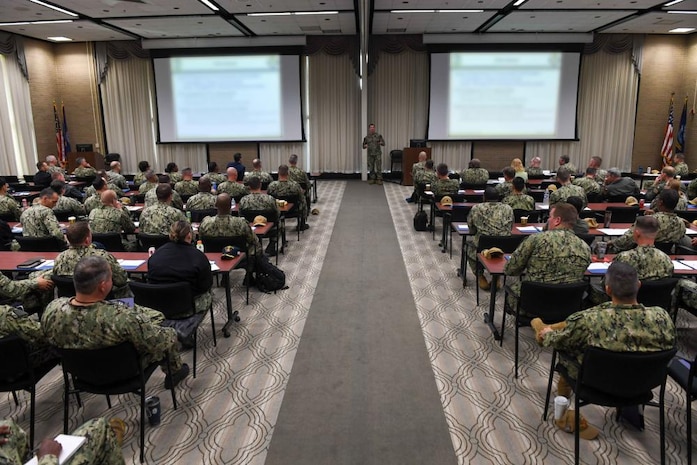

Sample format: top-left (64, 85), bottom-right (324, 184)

top-left (226, 167), bottom-right (238, 181)
top-left (215, 193), bottom-right (232, 214)
top-left (110, 161), bottom-right (121, 172)
top-left (418, 151), bottom-right (427, 162)
top-left (100, 189), bottom-right (117, 206)
top-left (252, 159), bottom-right (262, 169)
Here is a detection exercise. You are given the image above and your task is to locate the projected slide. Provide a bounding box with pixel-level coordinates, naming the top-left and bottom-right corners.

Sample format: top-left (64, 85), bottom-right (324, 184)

top-left (154, 55), bottom-right (303, 142)
top-left (429, 52), bottom-right (580, 140)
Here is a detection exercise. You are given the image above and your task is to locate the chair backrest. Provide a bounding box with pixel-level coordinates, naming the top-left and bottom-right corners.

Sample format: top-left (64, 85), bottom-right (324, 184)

top-left (53, 210), bottom-right (75, 222)
top-left (0, 212), bottom-right (16, 222)
top-left (637, 278), bottom-right (678, 312)
top-left (445, 206), bottom-right (471, 223)
top-left (272, 195), bottom-right (300, 216)
top-left (201, 235), bottom-right (248, 254)
top-left (460, 183), bottom-right (488, 190)
top-left (513, 209), bottom-right (541, 223)
top-left (23, 175), bottom-right (34, 183)
top-left (56, 341), bottom-right (142, 388)
top-left (653, 241), bottom-right (675, 254)
top-left (129, 281), bottom-right (195, 320)
top-left (478, 234), bottom-right (526, 253)
top-left (676, 210), bottom-right (697, 223)
top-left (519, 281), bottom-right (587, 323)
top-left (0, 335), bottom-right (31, 387)
top-left (16, 235), bottom-right (65, 252)
top-left (240, 208), bottom-right (279, 224)
top-left (91, 232), bottom-right (125, 252)
top-left (74, 176), bottom-right (96, 185)
top-left (579, 347), bottom-right (676, 400)
top-left (136, 233), bottom-right (170, 252)
top-left (390, 149), bottom-right (403, 161)
top-left (2, 175), bottom-right (19, 183)
top-left (576, 233), bottom-right (596, 247)
top-left (603, 206), bottom-right (640, 223)
top-left (51, 275), bottom-right (76, 298)
top-left (189, 209), bottom-right (217, 223)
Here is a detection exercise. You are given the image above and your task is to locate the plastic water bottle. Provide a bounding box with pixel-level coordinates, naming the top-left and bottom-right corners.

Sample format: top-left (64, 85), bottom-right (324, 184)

top-left (186, 210), bottom-right (192, 222)
top-left (231, 197), bottom-right (236, 211)
top-left (196, 240), bottom-right (205, 253)
top-left (542, 189), bottom-right (550, 206)
top-left (211, 182), bottom-right (217, 194)
top-left (638, 166), bottom-right (644, 175)
top-left (148, 246), bottom-right (155, 257)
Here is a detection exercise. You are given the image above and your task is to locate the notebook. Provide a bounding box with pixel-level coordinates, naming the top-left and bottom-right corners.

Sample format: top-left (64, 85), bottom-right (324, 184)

top-left (25, 434), bottom-right (86, 465)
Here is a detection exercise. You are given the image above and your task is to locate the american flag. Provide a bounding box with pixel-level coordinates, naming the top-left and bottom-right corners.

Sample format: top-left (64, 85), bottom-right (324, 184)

top-left (661, 96), bottom-right (674, 167)
top-left (53, 102), bottom-right (65, 163)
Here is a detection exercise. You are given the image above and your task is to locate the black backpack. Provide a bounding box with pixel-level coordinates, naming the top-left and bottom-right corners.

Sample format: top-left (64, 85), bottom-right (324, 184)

top-left (413, 210), bottom-right (428, 231)
top-left (255, 255), bottom-right (287, 293)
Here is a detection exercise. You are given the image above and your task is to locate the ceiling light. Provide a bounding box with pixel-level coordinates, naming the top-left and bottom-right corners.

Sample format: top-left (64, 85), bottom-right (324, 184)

top-left (47, 36), bottom-right (72, 42)
top-left (437, 10), bottom-right (484, 13)
top-left (664, 0), bottom-right (685, 6)
top-left (248, 12), bottom-right (292, 16)
top-left (513, 0), bottom-right (528, 6)
top-left (28, 0), bottom-right (78, 17)
top-left (294, 11), bottom-right (339, 15)
top-left (669, 27), bottom-right (695, 32)
top-left (390, 10), bottom-right (436, 13)
top-left (198, 0), bottom-right (219, 11)
top-left (667, 10), bottom-right (697, 14)
top-left (0, 19), bottom-right (73, 26)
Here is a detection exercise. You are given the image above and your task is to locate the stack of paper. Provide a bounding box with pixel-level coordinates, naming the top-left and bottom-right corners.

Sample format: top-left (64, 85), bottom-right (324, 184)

top-left (117, 259), bottom-right (146, 270)
top-left (587, 262), bottom-right (611, 273)
top-left (516, 226), bottom-right (541, 233)
top-left (25, 434), bottom-right (86, 465)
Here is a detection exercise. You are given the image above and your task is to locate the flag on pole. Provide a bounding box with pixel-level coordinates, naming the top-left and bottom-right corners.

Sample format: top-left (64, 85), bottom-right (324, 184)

top-left (53, 102), bottom-right (65, 163)
top-left (661, 95), bottom-right (675, 167)
top-left (61, 102), bottom-right (71, 156)
top-left (676, 96), bottom-right (688, 155)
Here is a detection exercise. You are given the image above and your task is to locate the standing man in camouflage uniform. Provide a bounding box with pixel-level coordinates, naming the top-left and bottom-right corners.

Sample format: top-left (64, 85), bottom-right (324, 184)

top-left (504, 203), bottom-right (591, 312)
top-left (42, 255), bottom-right (189, 388)
top-left (89, 190), bottom-right (136, 250)
top-left (503, 177), bottom-right (535, 211)
top-left (468, 187), bottom-right (515, 290)
top-left (536, 262), bottom-right (675, 393)
top-left (0, 177), bottom-right (21, 221)
top-left (0, 417), bottom-right (125, 465)
top-left (527, 157), bottom-right (543, 176)
top-left (19, 188), bottom-right (65, 244)
top-left (72, 157), bottom-right (97, 178)
top-left (432, 163), bottom-right (459, 197)
top-left (145, 179), bottom-right (183, 210)
top-left (239, 176), bottom-right (280, 256)
top-left (460, 158), bottom-right (489, 185)
top-left (53, 221), bottom-right (129, 297)
top-left (218, 168), bottom-right (249, 199)
top-left (362, 123), bottom-right (385, 185)
top-left (185, 177), bottom-right (217, 211)
top-left (610, 189), bottom-right (685, 252)
top-left (549, 168), bottom-right (587, 208)
top-left (50, 180), bottom-right (86, 217)
top-left (268, 164), bottom-right (308, 229)
top-left (174, 168), bottom-right (199, 197)
top-left (243, 159), bottom-right (273, 185)
top-left (572, 167), bottom-right (602, 199)
top-left (673, 152), bottom-right (689, 178)
top-left (139, 184), bottom-right (187, 236)
top-left (106, 161), bottom-right (128, 191)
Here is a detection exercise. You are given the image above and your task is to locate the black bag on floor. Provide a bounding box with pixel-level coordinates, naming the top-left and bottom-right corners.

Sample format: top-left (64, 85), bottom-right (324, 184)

top-left (413, 210), bottom-right (428, 231)
top-left (256, 255), bottom-right (288, 293)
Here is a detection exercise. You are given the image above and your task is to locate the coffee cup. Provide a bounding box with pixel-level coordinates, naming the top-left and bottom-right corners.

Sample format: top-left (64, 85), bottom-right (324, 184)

top-left (554, 396), bottom-right (569, 420)
top-left (68, 216), bottom-right (76, 224)
top-left (596, 241), bottom-right (607, 259)
top-left (146, 396), bottom-right (161, 426)
top-left (520, 216), bottom-right (528, 226)
top-left (425, 183), bottom-right (431, 191)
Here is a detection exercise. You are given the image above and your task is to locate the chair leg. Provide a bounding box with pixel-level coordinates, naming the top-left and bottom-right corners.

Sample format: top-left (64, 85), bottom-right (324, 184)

top-left (209, 306), bottom-right (217, 347)
top-left (11, 390), bottom-right (18, 406)
top-left (574, 399), bottom-right (581, 465)
top-left (688, 389), bottom-right (693, 465)
top-left (514, 311), bottom-right (520, 378)
top-left (543, 351), bottom-right (557, 420)
top-left (193, 331), bottom-right (198, 378)
top-left (63, 371), bottom-right (70, 434)
top-left (140, 389), bottom-right (145, 463)
top-left (29, 386), bottom-right (35, 449)
top-left (106, 394), bottom-right (112, 409)
top-left (660, 383), bottom-right (666, 465)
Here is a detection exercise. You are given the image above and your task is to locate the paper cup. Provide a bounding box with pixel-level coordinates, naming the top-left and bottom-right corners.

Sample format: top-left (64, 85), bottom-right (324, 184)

top-left (554, 396), bottom-right (569, 420)
top-left (520, 216), bottom-right (528, 225)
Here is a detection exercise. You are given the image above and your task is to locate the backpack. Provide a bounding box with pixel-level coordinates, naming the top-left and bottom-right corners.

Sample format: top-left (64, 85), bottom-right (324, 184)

top-left (255, 255), bottom-right (287, 293)
top-left (413, 210), bottom-right (428, 231)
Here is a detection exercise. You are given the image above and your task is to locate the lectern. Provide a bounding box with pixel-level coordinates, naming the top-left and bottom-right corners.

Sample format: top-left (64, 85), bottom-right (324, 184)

top-left (401, 147), bottom-right (431, 186)
top-left (67, 152), bottom-right (104, 173)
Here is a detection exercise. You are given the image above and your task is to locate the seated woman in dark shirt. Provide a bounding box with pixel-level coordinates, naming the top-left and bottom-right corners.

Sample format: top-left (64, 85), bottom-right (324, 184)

top-left (147, 220), bottom-right (213, 315)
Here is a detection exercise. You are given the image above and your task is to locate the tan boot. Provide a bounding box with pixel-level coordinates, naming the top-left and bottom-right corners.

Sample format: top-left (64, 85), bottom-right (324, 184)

top-left (368, 179), bottom-right (375, 185)
top-left (557, 375), bottom-right (572, 398)
top-left (109, 418), bottom-right (127, 446)
top-left (478, 274), bottom-right (491, 290)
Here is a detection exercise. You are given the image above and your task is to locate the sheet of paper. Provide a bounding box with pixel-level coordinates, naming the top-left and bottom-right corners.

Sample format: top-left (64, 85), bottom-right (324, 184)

top-left (672, 260), bottom-right (693, 271)
top-left (685, 229), bottom-right (697, 236)
top-left (125, 205), bottom-right (142, 211)
top-left (597, 228), bottom-right (629, 236)
top-left (36, 260), bottom-right (54, 270)
top-left (11, 226), bottom-right (22, 233)
top-left (456, 224), bottom-right (469, 233)
top-left (117, 259), bottom-right (146, 270)
top-left (587, 262), bottom-right (611, 273)
top-left (516, 226), bottom-right (541, 233)
top-left (133, 221), bottom-right (139, 228)
top-left (25, 434), bottom-right (86, 465)
top-left (679, 260), bottom-right (697, 270)
top-left (536, 204), bottom-right (550, 210)
top-left (209, 260), bottom-right (220, 271)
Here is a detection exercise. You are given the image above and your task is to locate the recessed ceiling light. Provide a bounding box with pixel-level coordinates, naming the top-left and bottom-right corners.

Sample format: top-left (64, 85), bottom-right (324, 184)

top-left (670, 27), bottom-right (695, 32)
top-left (664, 0), bottom-right (685, 6)
top-left (47, 36), bottom-right (73, 42)
top-left (198, 0), bottom-right (219, 11)
top-left (668, 10), bottom-right (697, 14)
top-left (28, 0), bottom-right (78, 17)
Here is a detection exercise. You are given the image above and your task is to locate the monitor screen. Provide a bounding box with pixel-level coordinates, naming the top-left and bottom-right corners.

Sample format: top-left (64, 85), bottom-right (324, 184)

top-left (410, 139), bottom-right (428, 148)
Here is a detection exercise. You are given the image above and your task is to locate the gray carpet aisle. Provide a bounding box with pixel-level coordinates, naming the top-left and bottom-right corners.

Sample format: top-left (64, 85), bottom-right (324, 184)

top-left (265, 181), bottom-right (457, 464)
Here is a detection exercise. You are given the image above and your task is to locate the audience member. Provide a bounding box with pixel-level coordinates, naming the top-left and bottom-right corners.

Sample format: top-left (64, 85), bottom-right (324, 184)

top-left (412, 151), bottom-right (428, 180)
top-left (495, 166), bottom-right (517, 199)
top-left (139, 184), bottom-right (187, 236)
top-left (45, 154), bottom-right (65, 176)
top-left (511, 158), bottom-right (528, 181)
top-left (227, 152), bottom-right (246, 180)
top-left (206, 161), bottom-right (226, 185)
top-left (572, 167), bottom-right (602, 199)
top-left (138, 170), bottom-right (159, 194)
top-left (0, 304), bottom-right (56, 368)
top-left (527, 156), bottom-right (543, 176)
top-left (72, 157), bottom-right (97, 178)
top-left (33, 162), bottom-right (51, 189)
top-left (0, 268), bottom-right (53, 315)
top-left (133, 160), bottom-right (150, 187)
top-left (549, 168), bottom-right (587, 208)
top-left (51, 171), bottom-right (84, 200)
top-left (50, 180), bottom-right (86, 217)
top-left (432, 163), bottom-right (459, 197)
top-left (557, 155), bottom-right (577, 175)
top-left (174, 168), bottom-right (199, 196)
top-left (218, 167), bottom-right (249, 198)
top-left (414, 160), bottom-right (437, 200)
top-left (19, 188), bottom-right (64, 243)
top-left (165, 162), bottom-right (182, 184)
top-left (0, 177), bottom-right (21, 221)
top-left (645, 165), bottom-right (676, 202)
top-left (106, 161), bottom-right (128, 190)
top-left (460, 158), bottom-right (489, 185)
top-left (288, 154), bottom-right (309, 187)
top-left (185, 177), bottom-right (217, 211)
top-left (502, 177), bottom-right (535, 211)
top-left (243, 158), bottom-right (273, 185)
top-left (564, 196), bottom-right (590, 235)
top-left (649, 178), bottom-right (687, 211)
top-left (83, 177), bottom-right (108, 213)
top-left (239, 176), bottom-right (280, 256)
top-left (602, 168), bottom-right (639, 200)
top-left (145, 178), bottom-right (183, 210)
top-left (89, 190), bottom-right (136, 250)
top-left (673, 152), bottom-right (689, 177)
top-left (587, 156), bottom-right (607, 184)
top-left (268, 164), bottom-right (308, 228)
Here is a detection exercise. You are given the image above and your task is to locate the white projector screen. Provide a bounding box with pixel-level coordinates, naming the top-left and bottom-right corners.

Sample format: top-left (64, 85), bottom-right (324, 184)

top-left (428, 52), bottom-right (581, 140)
top-left (154, 55), bottom-right (303, 142)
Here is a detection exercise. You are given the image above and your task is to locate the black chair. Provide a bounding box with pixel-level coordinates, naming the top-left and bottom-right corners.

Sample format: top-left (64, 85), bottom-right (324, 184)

top-left (23, 175), bottom-right (34, 183)
top-left (0, 212), bottom-right (16, 222)
top-left (637, 277), bottom-right (678, 321)
top-left (53, 210), bottom-right (76, 222)
top-left (597, 206), bottom-right (640, 224)
top-left (74, 176), bottom-right (96, 186)
top-left (606, 194), bottom-right (632, 203)
top-left (2, 175), bottom-right (19, 183)
top-left (91, 232), bottom-right (125, 252)
top-left (273, 194), bottom-right (303, 242)
top-left (129, 281), bottom-right (216, 378)
top-left (389, 149), bottom-right (403, 175)
top-left (444, 206), bottom-right (472, 256)
top-left (586, 191), bottom-right (604, 203)
top-left (56, 342), bottom-right (176, 463)
top-left (136, 233), bottom-right (169, 252)
top-left (513, 209), bottom-right (541, 223)
top-left (16, 235), bottom-right (66, 252)
top-left (575, 233), bottom-right (596, 247)
top-left (188, 209), bottom-right (217, 223)
top-left (653, 241), bottom-right (675, 254)
top-left (677, 210), bottom-right (697, 223)
top-left (240, 209), bottom-right (281, 265)
top-left (544, 347), bottom-right (676, 465)
top-left (51, 275), bottom-right (76, 298)
top-left (460, 182), bottom-right (487, 190)
top-left (474, 235), bottom-right (527, 306)
top-left (503, 281), bottom-right (587, 377)
top-left (201, 235), bottom-right (253, 306)
top-left (668, 352), bottom-right (697, 465)
top-left (0, 335), bottom-right (58, 449)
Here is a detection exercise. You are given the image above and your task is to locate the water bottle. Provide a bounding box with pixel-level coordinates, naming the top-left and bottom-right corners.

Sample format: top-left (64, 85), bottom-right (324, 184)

top-left (637, 166), bottom-right (644, 175)
top-left (186, 210), bottom-right (192, 222)
top-left (542, 189), bottom-right (550, 206)
top-left (211, 182), bottom-right (217, 194)
top-left (148, 246), bottom-right (155, 257)
top-left (231, 196), bottom-right (236, 211)
top-left (196, 240), bottom-right (205, 253)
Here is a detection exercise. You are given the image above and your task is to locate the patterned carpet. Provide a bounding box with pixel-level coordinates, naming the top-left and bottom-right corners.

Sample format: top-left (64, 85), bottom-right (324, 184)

top-left (2, 179), bottom-right (696, 464)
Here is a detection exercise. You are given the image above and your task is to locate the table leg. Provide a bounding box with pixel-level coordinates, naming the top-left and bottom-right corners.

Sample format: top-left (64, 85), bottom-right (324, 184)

top-left (483, 275), bottom-right (502, 340)
top-left (221, 272), bottom-right (238, 338)
top-left (459, 238), bottom-right (467, 286)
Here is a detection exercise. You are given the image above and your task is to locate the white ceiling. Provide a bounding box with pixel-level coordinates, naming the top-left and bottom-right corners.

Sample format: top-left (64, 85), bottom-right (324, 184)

top-left (0, 0), bottom-right (696, 44)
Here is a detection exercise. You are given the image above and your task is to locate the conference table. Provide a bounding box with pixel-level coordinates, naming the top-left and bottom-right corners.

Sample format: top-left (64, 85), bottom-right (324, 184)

top-left (0, 250), bottom-right (245, 337)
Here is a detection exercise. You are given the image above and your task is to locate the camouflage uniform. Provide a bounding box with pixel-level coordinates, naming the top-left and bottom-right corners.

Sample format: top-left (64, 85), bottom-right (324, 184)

top-left (362, 132), bottom-right (385, 181)
top-left (106, 170), bottom-right (128, 190)
top-left (559, 163), bottom-right (577, 175)
top-left (467, 202), bottom-right (514, 271)
top-left (460, 168), bottom-right (489, 185)
top-left (243, 169), bottom-right (273, 184)
top-left (412, 160), bottom-right (426, 179)
top-left (289, 166), bottom-right (309, 186)
top-left (611, 212), bottom-right (686, 252)
top-left (432, 178), bottom-right (459, 197)
top-left (47, 164), bottom-right (65, 176)
top-left (505, 228), bottom-right (591, 311)
top-left (132, 172), bottom-right (147, 188)
top-left (54, 196), bottom-right (86, 216)
top-left (239, 192), bottom-right (279, 216)
top-left (268, 179), bottom-right (306, 218)
top-left (167, 172), bottom-right (182, 184)
top-left (185, 192), bottom-right (217, 211)
top-left (413, 169), bottom-right (437, 187)
top-left (42, 297), bottom-right (182, 373)
top-left (72, 166), bottom-right (97, 178)
top-left (138, 203), bottom-right (187, 236)
top-left (678, 279), bottom-right (697, 309)
top-left (89, 205), bottom-right (136, 234)
top-left (217, 181), bottom-right (249, 199)
top-left (595, 168), bottom-right (608, 185)
top-left (138, 181), bottom-right (158, 195)
top-left (502, 193), bottom-right (535, 211)
top-left (83, 193), bottom-right (102, 213)
top-left (0, 305), bottom-right (55, 367)
top-left (645, 180), bottom-right (668, 202)
top-left (549, 184), bottom-right (587, 208)
top-left (53, 245), bottom-right (129, 297)
top-left (649, 192), bottom-right (688, 211)
top-left (527, 167), bottom-right (544, 176)
top-left (541, 301), bottom-right (675, 380)
top-left (674, 162), bottom-right (689, 178)
top-left (0, 194), bottom-right (20, 221)
top-left (144, 188), bottom-right (183, 210)
top-left (495, 181), bottom-right (513, 199)
top-left (19, 205), bottom-right (64, 242)
top-left (174, 180), bottom-right (199, 196)
top-left (0, 417), bottom-right (125, 465)
top-left (0, 272), bottom-right (51, 314)
top-left (572, 177), bottom-right (602, 198)
top-left (84, 183), bottom-right (124, 199)
top-left (199, 214), bottom-right (262, 256)
top-left (206, 172), bottom-right (226, 185)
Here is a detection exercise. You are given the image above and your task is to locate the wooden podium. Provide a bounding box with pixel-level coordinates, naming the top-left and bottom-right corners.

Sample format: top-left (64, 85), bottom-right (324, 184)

top-left (401, 147), bottom-right (431, 186)
top-left (67, 152), bottom-right (104, 173)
